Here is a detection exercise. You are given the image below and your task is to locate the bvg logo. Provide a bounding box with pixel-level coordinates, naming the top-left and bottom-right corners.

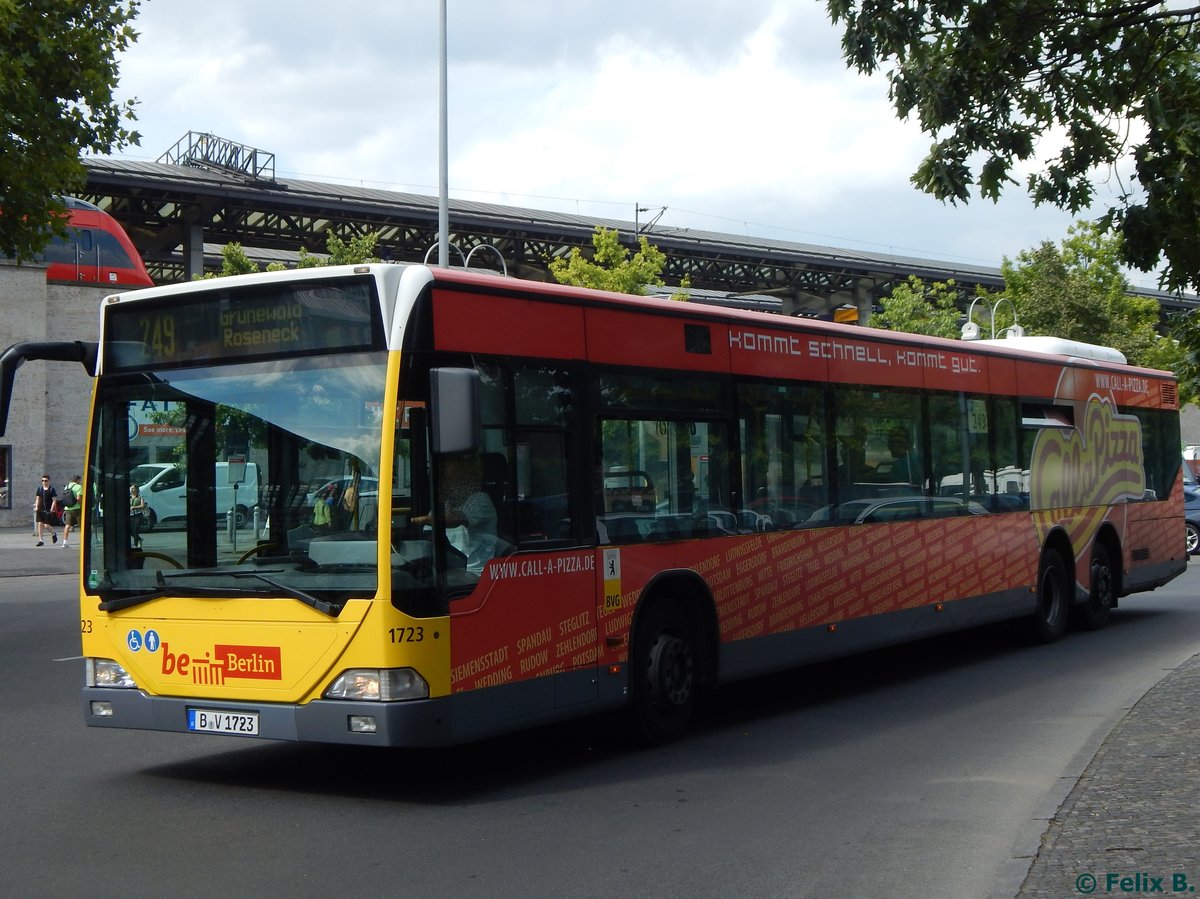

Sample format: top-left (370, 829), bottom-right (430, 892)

top-left (1030, 395), bottom-right (1145, 553)
top-left (161, 643), bottom-right (282, 685)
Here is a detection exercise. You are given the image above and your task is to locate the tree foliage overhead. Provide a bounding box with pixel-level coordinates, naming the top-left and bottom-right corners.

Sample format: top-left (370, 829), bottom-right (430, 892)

top-left (0, 0), bottom-right (141, 260)
top-left (997, 221), bottom-right (1177, 368)
top-left (296, 231), bottom-right (380, 268)
top-left (1167, 309), bottom-right (1200, 406)
top-left (868, 275), bottom-right (967, 339)
top-left (202, 243), bottom-right (259, 278)
top-left (869, 223), bottom-right (1192, 400)
top-left (827, 0), bottom-right (1200, 292)
top-left (200, 232), bottom-right (381, 279)
top-left (550, 226), bottom-right (689, 298)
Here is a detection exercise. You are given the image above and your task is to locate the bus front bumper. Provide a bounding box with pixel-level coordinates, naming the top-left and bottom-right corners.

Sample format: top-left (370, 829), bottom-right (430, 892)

top-left (83, 687), bottom-right (456, 747)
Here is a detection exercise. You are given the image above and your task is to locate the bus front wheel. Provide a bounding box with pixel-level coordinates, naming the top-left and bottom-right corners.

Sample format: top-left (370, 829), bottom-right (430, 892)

top-left (629, 599), bottom-right (696, 744)
top-left (1028, 547), bottom-right (1070, 643)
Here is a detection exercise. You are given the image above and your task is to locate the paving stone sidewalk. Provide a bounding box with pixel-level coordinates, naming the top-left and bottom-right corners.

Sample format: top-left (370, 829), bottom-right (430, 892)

top-left (1017, 653), bottom-right (1200, 897)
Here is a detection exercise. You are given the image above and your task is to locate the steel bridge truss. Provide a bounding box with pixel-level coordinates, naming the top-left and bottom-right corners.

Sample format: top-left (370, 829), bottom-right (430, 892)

top-left (86, 156), bottom-right (1190, 322)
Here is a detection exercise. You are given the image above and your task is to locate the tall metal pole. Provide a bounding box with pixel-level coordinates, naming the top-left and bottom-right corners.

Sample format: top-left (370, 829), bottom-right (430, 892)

top-left (438, 0), bottom-right (449, 268)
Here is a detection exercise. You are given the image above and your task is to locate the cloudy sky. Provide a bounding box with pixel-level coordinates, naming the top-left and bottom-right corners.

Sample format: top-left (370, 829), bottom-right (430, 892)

top-left (105, 0), bottom-right (1150, 284)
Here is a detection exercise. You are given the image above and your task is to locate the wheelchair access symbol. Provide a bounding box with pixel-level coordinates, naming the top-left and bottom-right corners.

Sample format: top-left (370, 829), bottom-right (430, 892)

top-left (126, 629), bottom-right (162, 653)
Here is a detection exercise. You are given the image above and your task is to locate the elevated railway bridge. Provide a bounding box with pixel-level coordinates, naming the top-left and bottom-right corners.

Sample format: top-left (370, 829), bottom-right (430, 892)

top-left (81, 134), bottom-right (1194, 322)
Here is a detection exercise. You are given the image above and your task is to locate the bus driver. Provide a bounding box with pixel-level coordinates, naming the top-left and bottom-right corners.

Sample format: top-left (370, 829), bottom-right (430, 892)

top-left (412, 454), bottom-right (498, 576)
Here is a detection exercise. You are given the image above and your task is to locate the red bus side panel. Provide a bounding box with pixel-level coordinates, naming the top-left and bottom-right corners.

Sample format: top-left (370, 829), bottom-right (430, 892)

top-left (433, 291), bottom-right (587, 359)
top-left (584, 308), bottom-right (731, 372)
top-left (448, 551), bottom-right (598, 694)
top-left (445, 516), bottom-right (1041, 696)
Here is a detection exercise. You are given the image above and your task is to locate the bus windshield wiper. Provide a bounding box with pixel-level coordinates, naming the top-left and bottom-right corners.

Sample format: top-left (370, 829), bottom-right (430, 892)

top-left (227, 571), bottom-right (340, 616)
top-left (98, 570), bottom-right (339, 616)
top-left (97, 582), bottom-right (232, 613)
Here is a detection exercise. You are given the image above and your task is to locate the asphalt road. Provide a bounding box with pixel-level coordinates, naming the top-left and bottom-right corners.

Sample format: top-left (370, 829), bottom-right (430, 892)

top-left (1, 558), bottom-right (1198, 899)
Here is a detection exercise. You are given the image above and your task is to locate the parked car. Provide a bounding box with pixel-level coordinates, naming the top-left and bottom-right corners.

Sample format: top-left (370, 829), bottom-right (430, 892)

top-left (1183, 460), bottom-right (1200, 556)
top-left (807, 496), bottom-right (988, 525)
top-left (745, 493), bottom-right (821, 525)
top-left (1185, 485), bottom-right (1200, 556)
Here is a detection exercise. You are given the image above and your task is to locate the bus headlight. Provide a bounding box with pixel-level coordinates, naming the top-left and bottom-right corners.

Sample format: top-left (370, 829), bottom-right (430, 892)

top-left (85, 658), bottom-right (137, 689)
top-left (323, 668), bottom-right (428, 702)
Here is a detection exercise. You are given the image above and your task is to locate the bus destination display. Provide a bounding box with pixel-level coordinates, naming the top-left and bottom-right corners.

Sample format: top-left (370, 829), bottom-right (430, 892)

top-left (103, 276), bottom-right (383, 371)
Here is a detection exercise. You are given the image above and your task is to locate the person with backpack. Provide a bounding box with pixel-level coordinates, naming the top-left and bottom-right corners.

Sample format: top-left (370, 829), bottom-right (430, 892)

top-left (34, 475), bottom-right (59, 546)
top-left (61, 475), bottom-right (83, 548)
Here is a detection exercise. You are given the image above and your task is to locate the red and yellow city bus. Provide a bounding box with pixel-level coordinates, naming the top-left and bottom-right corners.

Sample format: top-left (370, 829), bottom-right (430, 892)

top-left (0, 263), bottom-right (1187, 746)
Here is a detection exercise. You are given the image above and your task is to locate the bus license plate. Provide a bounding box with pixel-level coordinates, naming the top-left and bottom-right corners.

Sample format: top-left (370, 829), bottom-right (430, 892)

top-left (187, 708), bottom-right (260, 736)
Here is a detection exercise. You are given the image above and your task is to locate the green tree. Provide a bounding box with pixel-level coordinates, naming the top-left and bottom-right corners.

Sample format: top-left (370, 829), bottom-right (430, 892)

top-left (0, 0), bottom-right (141, 260)
top-left (827, 1), bottom-right (1200, 292)
top-left (1165, 313), bottom-right (1200, 406)
top-left (200, 242), bottom-right (259, 278)
top-left (868, 275), bottom-right (967, 339)
top-left (296, 231), bottom-right (380, 267)
top-left (201, 232), bottom-right (381, 278)
top-left (998, 222), bottom-right (1188, 395)
top-left (550, 226), bottom-right (683, 296)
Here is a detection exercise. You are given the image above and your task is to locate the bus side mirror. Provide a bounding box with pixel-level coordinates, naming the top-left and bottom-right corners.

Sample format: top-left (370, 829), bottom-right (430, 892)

top-left (430, 367), bottom-right (480, 455)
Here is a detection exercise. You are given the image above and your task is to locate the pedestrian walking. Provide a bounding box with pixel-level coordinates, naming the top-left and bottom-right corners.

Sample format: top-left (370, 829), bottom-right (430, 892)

top-left (129, 484), bottom-right (147, 548)
top-left (61, 475), bottom-right (83, 548)
top-left (34, 475), bottom-right (59, 546)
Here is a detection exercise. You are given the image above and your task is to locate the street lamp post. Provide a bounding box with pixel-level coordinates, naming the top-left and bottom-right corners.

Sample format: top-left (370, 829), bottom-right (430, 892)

top-left (438, 0), bottom-right (449, 268)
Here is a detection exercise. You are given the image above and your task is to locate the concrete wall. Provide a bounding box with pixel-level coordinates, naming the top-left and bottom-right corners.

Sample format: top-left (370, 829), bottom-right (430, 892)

top-left (0, 262), bottom-right (106, 528)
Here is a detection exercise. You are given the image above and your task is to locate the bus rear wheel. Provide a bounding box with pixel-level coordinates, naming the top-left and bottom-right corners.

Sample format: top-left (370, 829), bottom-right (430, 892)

top-left (629, 600), bottom-right (696, 744)
top-left (1028, 547), bottom-right (1070, 643)
top-left (1073, 542), bottom-right (1115, 631)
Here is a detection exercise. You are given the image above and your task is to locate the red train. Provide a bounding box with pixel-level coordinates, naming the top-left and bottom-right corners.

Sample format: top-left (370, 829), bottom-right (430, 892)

top-left (34, 197), bottom-right (153, 288)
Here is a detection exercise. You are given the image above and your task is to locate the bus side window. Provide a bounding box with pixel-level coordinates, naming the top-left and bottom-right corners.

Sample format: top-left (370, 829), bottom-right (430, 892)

top-left (993, 398), bottom-right (1029, 511)
top-left (491, 363), bottom-right (576, 545)
top-left (596, 371), bottom-right (731, 541)
top-left (738, 381), bottom-right (828, 527)
top-left (598, 417), bottom-right (730, 540)
top-left (830, 385), bottom-right (928, 520)
top-left (1127, 407), bottom-right (1182, 502)
top-left (929, 393), bottom-right (968, 503)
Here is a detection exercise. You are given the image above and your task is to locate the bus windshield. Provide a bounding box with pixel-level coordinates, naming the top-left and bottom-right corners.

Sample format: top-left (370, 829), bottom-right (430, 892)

top-left (85, 351), bottom-right (388, 611)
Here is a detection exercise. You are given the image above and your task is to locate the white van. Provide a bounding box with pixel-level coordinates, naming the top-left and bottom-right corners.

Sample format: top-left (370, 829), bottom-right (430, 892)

top-left (130, 461), bottom-right (260, 529)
